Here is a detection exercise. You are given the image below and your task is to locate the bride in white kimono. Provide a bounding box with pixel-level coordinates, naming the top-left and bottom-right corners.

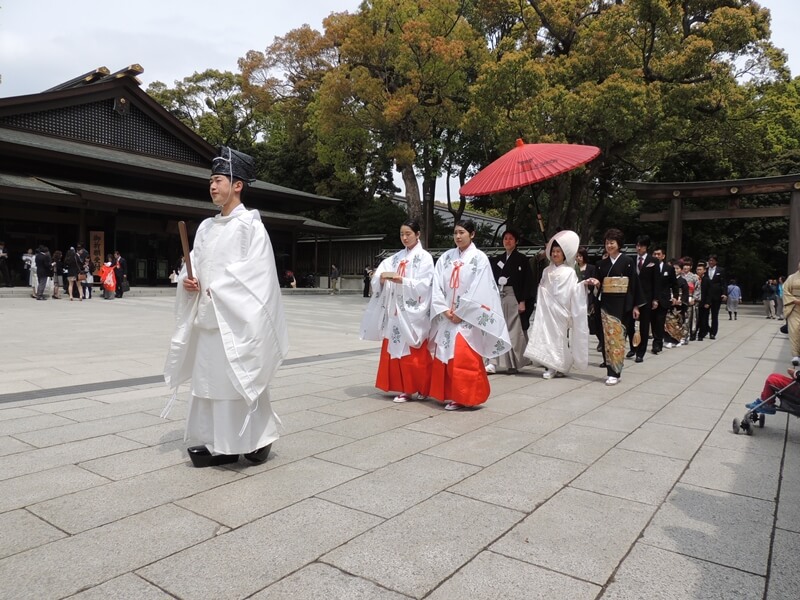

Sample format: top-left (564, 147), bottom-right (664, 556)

top-left (525, 230), bottom-right (590, 379)
top-left (429, 220), bottom-right (511, 410)
top-left (360, 220), bottom-right (434, 402)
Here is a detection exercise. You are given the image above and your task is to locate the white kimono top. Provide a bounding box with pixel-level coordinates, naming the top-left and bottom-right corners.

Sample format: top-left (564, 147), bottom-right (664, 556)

top-left (164, 205), bottom-right (289, 407)
top-left (360, 242), bottom-right (434, 358)
top-left (429, 243), bottom-right (511, 362)
top-left (525, 230), bottom-right (589, 373)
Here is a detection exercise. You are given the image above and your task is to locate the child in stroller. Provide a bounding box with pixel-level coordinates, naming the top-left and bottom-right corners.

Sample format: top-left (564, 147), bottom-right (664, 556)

top-left (733, 357), bottom-right (800, 435)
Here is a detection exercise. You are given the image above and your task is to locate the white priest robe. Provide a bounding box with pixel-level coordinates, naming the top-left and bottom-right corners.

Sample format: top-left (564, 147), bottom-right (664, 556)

top-left (524, 230), bottom-right (589, 374)
top-left (163, 204), bottom-right (289, 454)
top-left (359, 242), bottom-right (434, 357)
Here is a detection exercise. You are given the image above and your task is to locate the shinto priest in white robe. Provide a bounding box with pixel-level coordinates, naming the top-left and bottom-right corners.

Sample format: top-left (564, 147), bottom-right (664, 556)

top-left (360, 242), bottom-right (434, 395)
top-left (163, 204), bottom-right (289, 454)
top-left (524, 230), bottom-right (589, 374)
top-left (429, 243), bottom-right (511, 406)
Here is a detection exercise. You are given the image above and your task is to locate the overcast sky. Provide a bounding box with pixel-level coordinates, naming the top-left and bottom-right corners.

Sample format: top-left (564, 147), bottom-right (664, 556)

top-left (2, 0), bottom-right (797, 96)
top-left (1, 0), bottom-right (797, 195)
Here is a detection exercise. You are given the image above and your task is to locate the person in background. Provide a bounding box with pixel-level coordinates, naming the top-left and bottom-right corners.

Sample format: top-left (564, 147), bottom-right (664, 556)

top-left (34, 245), bottom-right (51, 301)
top-left (696, 262), bottom-right (710, 340)
top-left (783, 262), bottom-right (800, 357)
top-left (429, 220), bottom-right (510, 410)
top-left (362, 265), bottom-right (373, 298)
top-left (681, 258), bottom-right (700, 343)
top-left (51, 250), bottom-right (63, 299)
top-left (626, 235), bottom-right (658, 362)
top-left (575, 247), bottom-right (599, 346)
top-left (99, 255), bottom-right (116, 300)
top-left (360, 220), bottom-right (434, 403)
top-left (650, 246), bottom-right (676, 354)
top-left (163, 146), bottom-right (288, 468)
top-left (0, 241), bottom-right (11, 287)
top-left (776, 276), bottom-right (784, 320)
top-left (113, 250), bottom-right (127, 298)
top-left (82, 256), bottom-right (94, 299)
top-left (330, 264), bottom-right (340, 295)
top-left (726, 278), bottom-right (742, 320)
top-left (762, 279), bottom-right (777, 319)
top-left (22, 247), bottom-right (35, 298)
top-left (705, 255), bottom-right (726, 339)
top-left (76, 243), bottom-right (88, 268)
top-left (525, 230), bottom-right (590, 379)
top-left (487, 227), bottom-right (534, 374)
top-left (64, 246), bottom-right (82, 301)
top-left (663, 259), bottom-right (689, 348)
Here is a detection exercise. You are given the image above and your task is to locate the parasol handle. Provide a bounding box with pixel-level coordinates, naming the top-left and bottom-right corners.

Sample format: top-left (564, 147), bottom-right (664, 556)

top-left (530, 189), bottom-right (548, 244)
top-left (178, 221), bottom-right (193, 281)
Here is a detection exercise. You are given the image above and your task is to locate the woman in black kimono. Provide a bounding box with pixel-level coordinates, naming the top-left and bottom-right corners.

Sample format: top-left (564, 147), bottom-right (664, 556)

top-left (585, 229), bottom-right (643, 386)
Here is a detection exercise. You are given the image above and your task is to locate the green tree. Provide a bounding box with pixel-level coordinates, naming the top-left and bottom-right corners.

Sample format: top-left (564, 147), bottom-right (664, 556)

top-left (309, 0), bottom-right (488, 242)
top-left (462, 0), bottom-right (786, 243)
top-left (147, 69), bottom-right (264, 150)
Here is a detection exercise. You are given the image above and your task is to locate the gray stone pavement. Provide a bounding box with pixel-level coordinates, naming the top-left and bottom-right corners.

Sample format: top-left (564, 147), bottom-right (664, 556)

top-left (0, 293), bottom-right (798, 599)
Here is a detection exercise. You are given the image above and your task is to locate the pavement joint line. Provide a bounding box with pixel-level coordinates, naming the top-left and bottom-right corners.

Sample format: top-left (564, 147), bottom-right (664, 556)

top-left (0, 348), bottom-right (378, 404)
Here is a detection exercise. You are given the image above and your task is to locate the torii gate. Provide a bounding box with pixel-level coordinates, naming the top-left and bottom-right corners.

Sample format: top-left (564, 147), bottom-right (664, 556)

top-left (626, 174), bottom-right (800, 273)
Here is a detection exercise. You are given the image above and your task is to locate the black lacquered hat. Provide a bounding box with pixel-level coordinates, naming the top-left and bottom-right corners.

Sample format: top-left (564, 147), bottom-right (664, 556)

top-left (211, 146), bottom-right (256, 183)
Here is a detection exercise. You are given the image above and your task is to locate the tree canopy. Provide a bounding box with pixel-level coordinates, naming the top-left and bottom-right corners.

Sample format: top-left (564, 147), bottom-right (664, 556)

top-left (148, 0), bottom-right (797, 283)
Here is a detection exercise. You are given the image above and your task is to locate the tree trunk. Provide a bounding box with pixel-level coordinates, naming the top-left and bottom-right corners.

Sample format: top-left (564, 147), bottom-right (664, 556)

top-left (401, 164), bottom-right (424, 231)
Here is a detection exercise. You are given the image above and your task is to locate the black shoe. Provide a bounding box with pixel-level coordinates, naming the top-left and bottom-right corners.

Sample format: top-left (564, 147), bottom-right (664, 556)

top-left (596, 344), bottom-right (603, 352)
top-left (599, 362), bottom-right (607, 368)
top-left (243, 444), bottom-right (272, 464)
top-left (635, 356), bottom-right (644, 363)
top-left (698, 337), bottom-right (704, 341)
top-left (626, 350), bottom-right (636, 359)
top-left (689, 335), bottom-right (696, 341)
top-left (710, 335), bottom-right (716, 340)
top-left (188, 446), bottom-right (239, 468)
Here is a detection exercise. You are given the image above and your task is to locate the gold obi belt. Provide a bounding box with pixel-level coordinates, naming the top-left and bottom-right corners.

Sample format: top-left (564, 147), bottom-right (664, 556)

top-left (602, 276), bottom-right (629, 294)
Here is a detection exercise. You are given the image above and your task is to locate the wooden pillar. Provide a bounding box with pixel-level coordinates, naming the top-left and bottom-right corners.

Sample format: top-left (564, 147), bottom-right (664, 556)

top-left (313, 233), bottom-right (318, 275)
top-left (667, 196), bottom-right (683, 259)
top-left (789, 189), bottom-right (800, 274)
top-left (78, 207), bottom-right (87, 247)
top-left (290, 230), bottom-right (297, 273)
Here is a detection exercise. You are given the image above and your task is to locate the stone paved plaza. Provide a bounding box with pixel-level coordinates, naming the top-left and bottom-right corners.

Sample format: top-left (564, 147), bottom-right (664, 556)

top-left (0, 292), bottom-right (798, 599)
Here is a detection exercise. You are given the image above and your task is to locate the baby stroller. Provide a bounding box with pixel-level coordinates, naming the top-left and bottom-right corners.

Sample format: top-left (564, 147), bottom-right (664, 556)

top-left (733, 357), bottom-right (800, 435)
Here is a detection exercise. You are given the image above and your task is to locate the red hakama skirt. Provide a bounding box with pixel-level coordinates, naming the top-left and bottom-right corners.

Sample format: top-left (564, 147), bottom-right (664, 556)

top-left (376, 338), bottom-right (432, 396)
top-left (429, 333), bottom-right (490, 406)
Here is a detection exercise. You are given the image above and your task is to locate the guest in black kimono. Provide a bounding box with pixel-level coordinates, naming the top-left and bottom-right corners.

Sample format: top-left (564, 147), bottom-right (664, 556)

top-left (586, 228), bottom-right (644, 386)
top-left (486, 227), bottom-right (534, 374)
top-left (626, 235), bottom-right (658, 362)
top-left (650, 246), bottom-right (678, 354)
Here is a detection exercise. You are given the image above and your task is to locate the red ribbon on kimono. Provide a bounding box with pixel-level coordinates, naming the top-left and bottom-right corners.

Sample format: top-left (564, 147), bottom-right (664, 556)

top-left (449, 261), bottom-right (462, 309)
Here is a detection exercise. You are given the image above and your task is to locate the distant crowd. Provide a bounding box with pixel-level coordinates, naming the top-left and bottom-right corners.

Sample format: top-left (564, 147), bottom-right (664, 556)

top-left (0, 241), bottom-right (128, 301)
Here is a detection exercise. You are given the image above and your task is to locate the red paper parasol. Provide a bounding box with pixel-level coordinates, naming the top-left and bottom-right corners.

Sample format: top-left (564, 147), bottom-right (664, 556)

top-left (459, 139), bottom-right (601, 241)
top-left (460, 139), bottom-right (601, 197)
